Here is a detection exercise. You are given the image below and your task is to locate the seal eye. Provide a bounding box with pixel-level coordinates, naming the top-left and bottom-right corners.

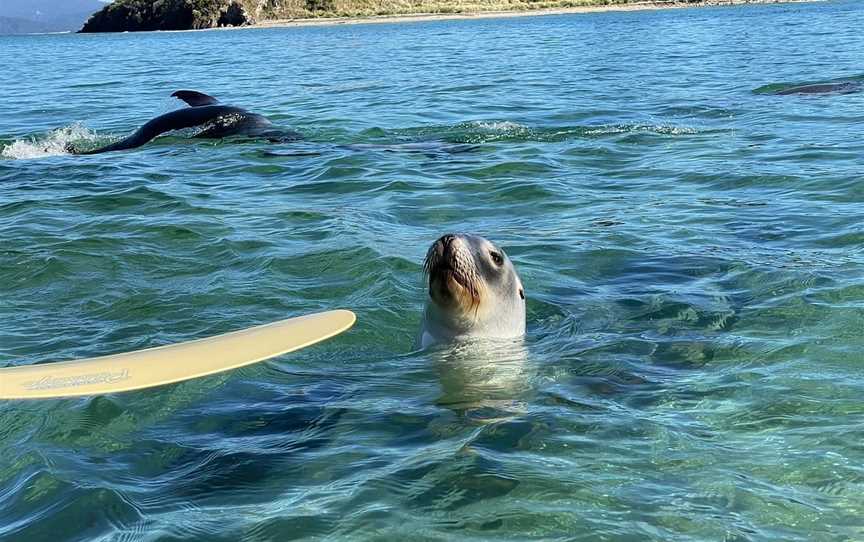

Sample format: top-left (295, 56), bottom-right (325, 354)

top-left (519, 288), bottom-right (525, 300)
top-left (490, 251), bottom-right (504, 266)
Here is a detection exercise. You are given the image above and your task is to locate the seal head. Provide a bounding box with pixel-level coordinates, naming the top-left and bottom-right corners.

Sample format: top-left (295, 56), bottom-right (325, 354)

top-left (418, 233), bottom-right (525, 348)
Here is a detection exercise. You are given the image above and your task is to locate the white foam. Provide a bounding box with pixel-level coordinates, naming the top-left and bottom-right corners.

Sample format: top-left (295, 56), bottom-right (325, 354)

top-left (1, 123), bottom-right (99, 160)
top-left (467, 120), bottom-right (527, 132)
top-left (586, 123), bottom-right (698, 136)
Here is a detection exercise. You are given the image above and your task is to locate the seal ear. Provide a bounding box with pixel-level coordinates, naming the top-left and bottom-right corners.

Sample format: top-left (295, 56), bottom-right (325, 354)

top-left (171, 90), bottom-right (220, 107)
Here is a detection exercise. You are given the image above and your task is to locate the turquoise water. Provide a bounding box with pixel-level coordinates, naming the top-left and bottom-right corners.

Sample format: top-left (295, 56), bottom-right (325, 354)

top-left (2, 1), bottom-right (864, 539)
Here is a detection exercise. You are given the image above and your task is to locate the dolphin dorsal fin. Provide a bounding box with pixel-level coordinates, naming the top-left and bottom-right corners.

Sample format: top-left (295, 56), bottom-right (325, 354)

top-left (171, 90), bottom-right (220, 107)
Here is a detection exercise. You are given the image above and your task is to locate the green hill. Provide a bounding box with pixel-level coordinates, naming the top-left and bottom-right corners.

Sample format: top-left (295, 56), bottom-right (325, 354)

top-left (80, 0), bottom-right (689, 32)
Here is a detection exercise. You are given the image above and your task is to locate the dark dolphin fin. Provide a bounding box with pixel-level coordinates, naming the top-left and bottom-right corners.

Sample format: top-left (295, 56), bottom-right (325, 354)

top-left (171, 90), bottom-right (220, 107)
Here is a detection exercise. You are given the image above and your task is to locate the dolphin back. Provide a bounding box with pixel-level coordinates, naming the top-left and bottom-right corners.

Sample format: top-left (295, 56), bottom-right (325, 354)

top-left (775, 81), bottom-right (862, 95)
top-left (70, 105), bottom-right (256, 155)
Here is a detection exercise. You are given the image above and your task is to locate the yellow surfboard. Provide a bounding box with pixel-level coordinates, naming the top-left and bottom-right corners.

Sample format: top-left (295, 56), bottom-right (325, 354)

top-left (0, 309), bottom-right (356, 400)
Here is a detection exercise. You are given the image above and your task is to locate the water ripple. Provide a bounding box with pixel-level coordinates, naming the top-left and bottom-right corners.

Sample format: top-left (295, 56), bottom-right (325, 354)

top-left (2, 2), bottom-right (864, 541)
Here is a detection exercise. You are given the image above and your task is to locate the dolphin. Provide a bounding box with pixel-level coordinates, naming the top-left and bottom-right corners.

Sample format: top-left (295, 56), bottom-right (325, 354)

top-left (773, 81), bottom-right (862, 95)
top-left (68, 90), bottom-right (300, 155)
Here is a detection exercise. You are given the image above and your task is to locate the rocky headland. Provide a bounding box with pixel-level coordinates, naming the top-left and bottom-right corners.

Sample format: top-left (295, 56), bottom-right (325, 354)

top-left (80, 0), bottom-right (266, 32)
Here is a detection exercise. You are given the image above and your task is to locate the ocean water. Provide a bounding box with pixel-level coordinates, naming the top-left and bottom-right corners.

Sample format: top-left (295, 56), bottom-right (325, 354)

top-left (2, 1), bottom-right (864, 540)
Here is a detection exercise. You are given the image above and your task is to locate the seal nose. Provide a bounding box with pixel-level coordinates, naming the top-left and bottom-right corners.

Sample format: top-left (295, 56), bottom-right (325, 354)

top-left (436, 234), bottom-right (458, 261)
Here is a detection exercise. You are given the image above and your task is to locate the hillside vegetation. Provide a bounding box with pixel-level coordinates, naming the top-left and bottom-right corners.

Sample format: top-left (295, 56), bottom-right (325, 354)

top-left (79, 0), bottom-right (717, 32)
top-left (262, 0), bottom-right (686, 18)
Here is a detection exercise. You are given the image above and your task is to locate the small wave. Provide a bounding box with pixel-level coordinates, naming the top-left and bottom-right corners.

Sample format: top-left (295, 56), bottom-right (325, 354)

top-left (389, 120), bottom-right (697, 144)
top-left (585, 123), bottom-right (698, 136)
top-left (0, 124), bottom-right (99, 160)
top-left (455, 120), bottom-right (534, 141)
top-left (459, 120), bottom-right (697, 138)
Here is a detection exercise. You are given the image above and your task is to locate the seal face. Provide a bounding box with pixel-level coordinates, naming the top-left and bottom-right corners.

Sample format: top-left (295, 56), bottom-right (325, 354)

top-left (418, 233), bottom-right (525, 348)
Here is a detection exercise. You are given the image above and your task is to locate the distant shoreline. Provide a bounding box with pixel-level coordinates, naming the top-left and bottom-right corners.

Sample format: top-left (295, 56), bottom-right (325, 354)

top-left (68, 0), bottom-right (825, 35)
top-left (248, 0), bottom-right (821, 30)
